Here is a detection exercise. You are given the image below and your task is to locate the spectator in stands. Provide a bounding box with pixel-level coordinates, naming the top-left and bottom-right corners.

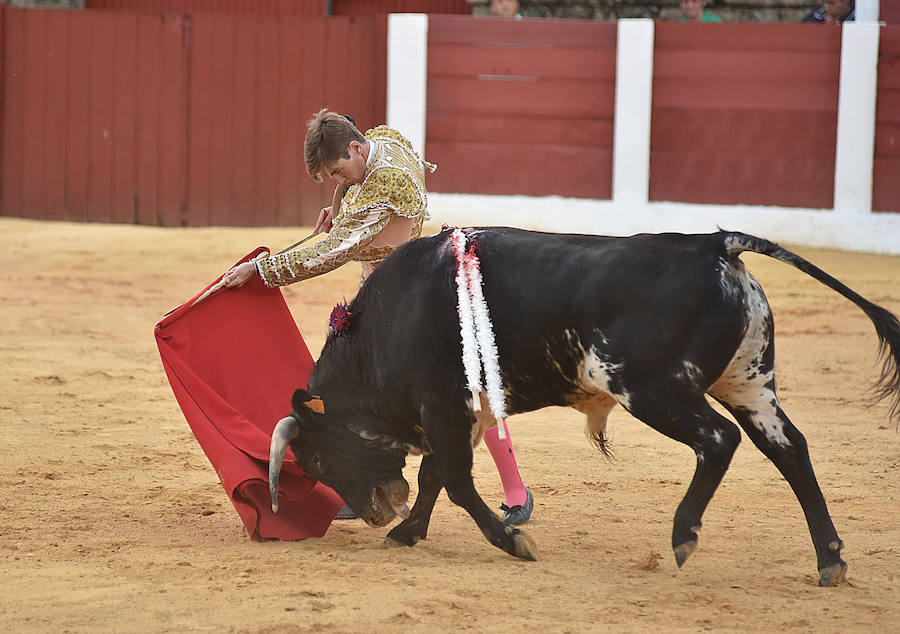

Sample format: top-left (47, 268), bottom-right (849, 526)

top-left (802, 0), bottom-right (855, 23)
top-left (490, 0), bottom-right (522, 19)
top-left (679, 0), bottom-right (723, 22)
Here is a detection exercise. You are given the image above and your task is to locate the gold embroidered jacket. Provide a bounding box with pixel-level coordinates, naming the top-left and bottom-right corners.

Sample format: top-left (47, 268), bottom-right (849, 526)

top-left (255, 126), bottom-right (435, 287)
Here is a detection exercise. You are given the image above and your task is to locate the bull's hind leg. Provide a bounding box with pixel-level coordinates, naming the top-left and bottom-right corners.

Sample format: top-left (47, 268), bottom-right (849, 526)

top-left (712, 383), bottom-right (847, 586)
top-left (627, 390), bottom-right (742, 569)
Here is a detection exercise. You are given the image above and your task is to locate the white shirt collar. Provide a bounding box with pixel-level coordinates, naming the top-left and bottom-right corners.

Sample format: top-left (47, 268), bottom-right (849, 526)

top-left (365, 140), bottom-right (377, 168)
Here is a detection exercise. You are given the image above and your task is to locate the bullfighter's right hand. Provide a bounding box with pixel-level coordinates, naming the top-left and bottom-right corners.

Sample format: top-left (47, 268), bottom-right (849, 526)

top-left (315, 206), bottom-right (334, 234)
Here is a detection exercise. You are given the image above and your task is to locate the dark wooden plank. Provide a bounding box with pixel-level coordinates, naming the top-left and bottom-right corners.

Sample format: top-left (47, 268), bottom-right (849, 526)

top-left (296, 16), bottom-right (329, 227)
top-left (427, 110), bottom-right (613, 147)
top-left (156, 14), bottom-right (188, 227)
top-left (254, 15), bottom-right (281, 227)
top-left (0, 6), bottom-right (4, 216)
top-left (873, 156), bottom-right (900, 212)
top-left (66, 11), bottom-right (93, 222)
top-left (109, 12), bottom-right (138, 224)
top-left (230, 13), bottom-right (257, 226)
top-left (332, 0), bottom-right (469, 14)
top-left (133, 13), bottom-right (163, 224)
top-left (428, 76), bottom-right (615, 116)
top-left (207, 13), bottom-right (237, 225)
top-left (428, 45), bottom-right (616, 81)
top-left (87, 0), bottom-right (327, 13)
top-left (877, 63), bottom-right (900, 91)
top-left (427, 141), bottom-right (611, 199)
top-left (654, 50), bottom-right (840, 82)
top-left (87, 11), bottom-right (116, 222)
top-left (22, 10), bottom-right (48, 220)
top-left (649, 151), bottom-right (834, 208)
top-left (654, 22), bottom-right (841, 53)
top-left (873, 29), bottom-right (900, 212)
top-left (274, 15), bottom-right (308, 226)
top-left (874, 122), bottom-right (900, 158)
top-left (878, 24), bottom-right (900, 56)
top-left (370, 14), bottom-right (388, 128)
top-left (40, 11), bottom-right (71, 221)
top-left (429, 15), bottom-right (617, 50)
top-left (875, 89), bottom-right (900, 122)
top-left (187, 12), bottom-right (213, 225)
top-left (650, 108), bottom-right (837, 156)
top-left (652, 78), bottom-right (838, 111)
top-left (1, 9), bottom-right (25, 217)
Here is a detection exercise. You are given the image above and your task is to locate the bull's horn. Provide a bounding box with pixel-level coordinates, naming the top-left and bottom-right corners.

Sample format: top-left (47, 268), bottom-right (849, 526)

top-left (269, 415), bottom-right (300, 514)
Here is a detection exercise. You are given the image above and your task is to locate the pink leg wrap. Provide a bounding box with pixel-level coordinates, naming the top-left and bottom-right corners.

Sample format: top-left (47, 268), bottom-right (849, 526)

top-left (484, 419), bottom-right (527, 507)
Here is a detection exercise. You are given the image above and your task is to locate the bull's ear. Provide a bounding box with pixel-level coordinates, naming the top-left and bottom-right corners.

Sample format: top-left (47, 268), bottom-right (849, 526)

top-left (292, 388), bottom-right (326, 415)
top-left (305, 398), bottom-right (325, 415)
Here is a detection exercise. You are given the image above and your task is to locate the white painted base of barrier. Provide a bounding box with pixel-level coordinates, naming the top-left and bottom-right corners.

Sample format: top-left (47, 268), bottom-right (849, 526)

top-left (430, 193), bottom-right (900, 255)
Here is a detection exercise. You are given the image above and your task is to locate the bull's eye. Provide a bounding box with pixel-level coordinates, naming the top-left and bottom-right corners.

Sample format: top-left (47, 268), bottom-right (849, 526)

top-left (312, 454), bottom-right (321, 468)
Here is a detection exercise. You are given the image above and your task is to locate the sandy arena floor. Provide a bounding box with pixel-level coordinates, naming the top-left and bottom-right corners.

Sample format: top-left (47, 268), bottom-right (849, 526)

top-left (1, 217), bottom-right (898, 633)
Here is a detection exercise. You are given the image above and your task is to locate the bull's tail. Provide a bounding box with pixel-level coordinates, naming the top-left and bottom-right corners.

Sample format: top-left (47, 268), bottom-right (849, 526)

top-left (722, 231), bottom-right (900, 424)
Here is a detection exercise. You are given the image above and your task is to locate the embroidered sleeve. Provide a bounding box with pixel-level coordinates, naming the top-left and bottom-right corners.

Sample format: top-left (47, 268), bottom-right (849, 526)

top-left (255, 206), bottom-right (393, 287)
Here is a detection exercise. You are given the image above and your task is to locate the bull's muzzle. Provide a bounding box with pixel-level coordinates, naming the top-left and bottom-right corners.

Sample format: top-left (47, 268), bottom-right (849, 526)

top-left (367, 479), bottom-right (410, 527)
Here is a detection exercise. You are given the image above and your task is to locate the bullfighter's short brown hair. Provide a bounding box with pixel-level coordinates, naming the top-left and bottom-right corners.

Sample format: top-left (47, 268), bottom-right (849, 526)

top-left (304, 109), bottom-right (366, 182)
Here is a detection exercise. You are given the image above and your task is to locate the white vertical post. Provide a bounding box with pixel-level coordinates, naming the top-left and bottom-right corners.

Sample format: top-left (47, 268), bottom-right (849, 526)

top-left (833, 23), bottom-right (880, 213)
top-left (387, 13), bottom-right (429, 158)
top-left (613, 19), bottom-right (655, 206)
top-left (856, 0), bottom-right (879, 23)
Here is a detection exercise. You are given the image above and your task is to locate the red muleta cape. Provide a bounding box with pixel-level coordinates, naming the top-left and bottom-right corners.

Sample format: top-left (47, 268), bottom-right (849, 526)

top-left (154, 247), bottom-right (343, 540)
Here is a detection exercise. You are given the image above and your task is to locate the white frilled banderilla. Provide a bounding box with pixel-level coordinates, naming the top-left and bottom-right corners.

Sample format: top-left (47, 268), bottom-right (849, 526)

top-left (451, 228), bottom-right (507, 439)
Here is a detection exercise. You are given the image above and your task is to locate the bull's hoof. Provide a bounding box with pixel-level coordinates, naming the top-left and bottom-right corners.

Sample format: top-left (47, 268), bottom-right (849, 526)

top-left (818, 561), bottom-right (847, 587)
top-left (382, 534), bottom-right (421, 549)
top-left (509, 527), bottom-right (538, 561)
top-left (673, 540), bottom-right (697, 568)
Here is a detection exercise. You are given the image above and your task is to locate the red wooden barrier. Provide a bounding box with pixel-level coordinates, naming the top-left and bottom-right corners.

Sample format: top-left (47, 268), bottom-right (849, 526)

top-left (1, 10), bottom-right (188, 224)
top-left (874, 25), bottom-right (900, 213)
top-left (86, 1), bottom-right (327, 13)
top-left (2, 10), bottom-right (894, 225)
top-left (331, 0), bottom-right (470, 14)
top-left (0, 7), bottom-right (4, 206)
top-left (0, 8), bottom-right (385, 226)
top-left (426, 16), bottom-right (617, 199)
top-left (882, 0), bottom-right (900, 24)
top-left (185, 13), bottom-right (385, 226)
top-left (86, 0), bottom-right (470, 14)
top-left (649, 23), bottom-right (842, 209)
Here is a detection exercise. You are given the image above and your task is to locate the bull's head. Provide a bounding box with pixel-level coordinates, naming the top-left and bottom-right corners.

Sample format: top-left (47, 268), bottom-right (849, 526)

top-left (269, 388), bottom-right (410, 527)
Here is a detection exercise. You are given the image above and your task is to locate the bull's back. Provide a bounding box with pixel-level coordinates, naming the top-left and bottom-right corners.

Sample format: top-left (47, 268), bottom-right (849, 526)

top-left (471, 228), bottom-right (742, 336)
top-left (364, 228), bottom-right (752, 411)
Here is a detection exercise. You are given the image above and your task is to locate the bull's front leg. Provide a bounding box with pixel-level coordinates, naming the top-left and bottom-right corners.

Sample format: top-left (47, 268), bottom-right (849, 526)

top-left (383, 454), bottom-right (442, 548)
top-left (443, 464), bottom-right (538, 561)
top-left (423, 401), bottom-right (537, 561)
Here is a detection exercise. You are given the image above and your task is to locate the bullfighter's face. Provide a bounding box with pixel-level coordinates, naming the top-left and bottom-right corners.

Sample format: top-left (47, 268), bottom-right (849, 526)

top-left (290, 399), bottom-right (411, 528)
top-left (324, 140), bottom-right (368, 188)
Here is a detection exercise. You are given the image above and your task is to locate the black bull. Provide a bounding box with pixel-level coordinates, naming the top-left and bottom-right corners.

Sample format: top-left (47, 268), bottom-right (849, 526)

top-left (268, 228), bottom-right (900, 587)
